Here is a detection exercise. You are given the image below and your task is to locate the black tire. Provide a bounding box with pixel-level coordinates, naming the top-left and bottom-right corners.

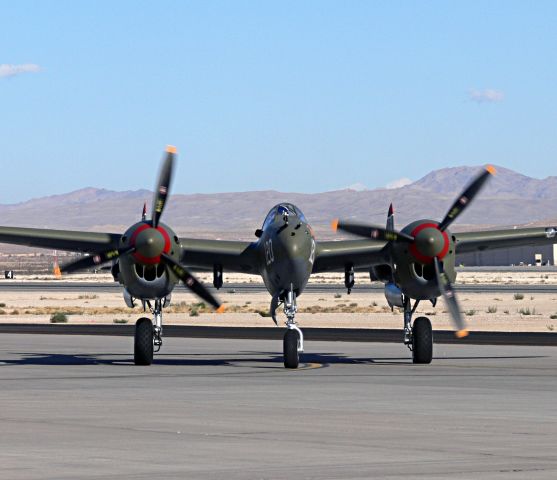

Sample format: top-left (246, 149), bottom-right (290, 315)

top-left (134, 317), bottom-right (154, 365)
top-left (412, 316), bottom-right (433, 364)
top-left (283, 329), bottom-right (299, 369)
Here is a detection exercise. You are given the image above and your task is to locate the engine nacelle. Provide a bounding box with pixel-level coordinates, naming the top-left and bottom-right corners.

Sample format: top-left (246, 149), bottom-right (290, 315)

top-left (390, 219), bottom-right (457, 300)
top-left (117, 220), bottom-right (181, 300)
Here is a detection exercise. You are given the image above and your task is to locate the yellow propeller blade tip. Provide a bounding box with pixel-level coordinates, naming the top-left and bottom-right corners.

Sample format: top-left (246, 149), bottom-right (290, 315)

top-left (216, 305), bottom-right (226, 314)
top-left (486, 165), bottom-right (496, 175)
top-left (455, 329), bottom-right (469, 339)
top-left (331, 218), bottom-right (339, 232)
top-left (166, 145), bottom-right (178, 154)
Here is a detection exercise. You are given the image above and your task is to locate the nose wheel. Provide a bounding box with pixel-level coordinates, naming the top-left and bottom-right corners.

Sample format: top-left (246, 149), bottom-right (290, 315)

top-left (402, 296), bottom-right (433, 364)
top-left (412, 316), bottom-right (433, 364)
top-left (283, 329), bottom-right (300, 368)
top-left (134, 317), bottom-right (154, 365)
top-left (134, 299), bottom-right (165, 365)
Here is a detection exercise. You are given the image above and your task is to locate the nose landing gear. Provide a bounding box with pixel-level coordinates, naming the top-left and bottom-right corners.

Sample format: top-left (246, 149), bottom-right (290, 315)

top-left (283, 287), bottom-right (304, 369)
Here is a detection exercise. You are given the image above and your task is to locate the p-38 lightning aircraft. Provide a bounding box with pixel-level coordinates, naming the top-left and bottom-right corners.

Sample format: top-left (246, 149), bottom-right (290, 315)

top-left (0, 147), bottom-right (556, 368)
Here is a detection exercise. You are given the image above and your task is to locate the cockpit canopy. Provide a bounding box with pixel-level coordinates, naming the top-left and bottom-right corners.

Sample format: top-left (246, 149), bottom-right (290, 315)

top-left (277, 204), bottom-right (292, 216)
top-left (263, 203), bottom-right (307, 228)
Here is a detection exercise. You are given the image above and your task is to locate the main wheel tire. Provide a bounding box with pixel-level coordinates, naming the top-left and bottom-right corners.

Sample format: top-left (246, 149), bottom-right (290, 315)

top-left (134, 317), bottom-right (154, 365)
top-left (283, 330), bottom-right (299, 369)
top-left (412, 316), bottom-right (433, 364)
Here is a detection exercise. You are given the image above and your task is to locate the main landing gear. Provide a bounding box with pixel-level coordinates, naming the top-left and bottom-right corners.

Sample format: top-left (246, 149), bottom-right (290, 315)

top-left (283, 287), bottom-right (304, 369)
top-left (403, 296), bottom-right (433, 364)
top-left (134, 298), bottom-right (164, 365)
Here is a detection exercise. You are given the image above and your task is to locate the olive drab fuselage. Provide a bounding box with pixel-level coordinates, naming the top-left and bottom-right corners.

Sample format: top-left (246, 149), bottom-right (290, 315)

top-left (257, 204), bottom-right (316, 299)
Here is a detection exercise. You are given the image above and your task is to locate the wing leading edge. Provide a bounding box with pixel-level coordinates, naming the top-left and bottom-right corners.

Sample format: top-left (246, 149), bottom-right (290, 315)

top-left (2, 225), bottom-right (552, 274)
top-left (0, 226), bottom-right (121, 253)
top-left (0, 228), bottom-right (260, 274)
top-left (455, 226), bottom-right (557, 254)
top-left (312, 225), bottom-right (557, 273)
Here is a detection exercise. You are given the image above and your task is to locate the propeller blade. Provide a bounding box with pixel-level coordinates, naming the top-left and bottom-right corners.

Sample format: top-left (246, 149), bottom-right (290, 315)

top-left (433, 257), bottom-right (468, 338)
top-left (438, 165), bottom-right (496, 231)
top-left (332, 219), bottom-right (414, 243)
top-left (161, 253), bottom-right (224, 312)
top-left (151, 146), bottom-right (176, 228)
top-left (61, 247), bottom-right (134, 274)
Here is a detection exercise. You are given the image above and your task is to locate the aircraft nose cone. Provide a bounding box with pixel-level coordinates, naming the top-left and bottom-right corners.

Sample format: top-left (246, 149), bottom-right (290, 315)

top-left (135, 228), bottom-right (165, 258)
top-left (276, 233), bottom-right (313, 284)
top-left (415, 227), bottom-right (445, 258)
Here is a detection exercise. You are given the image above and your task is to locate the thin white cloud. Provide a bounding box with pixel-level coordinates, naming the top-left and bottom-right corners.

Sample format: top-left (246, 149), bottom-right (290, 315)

top-left (0, 63), bottom-right (41, 78)
top-left (469, 89), bottom-right (504, 103)
top-left (346, 182), bottom-right (368, 191)
top-left (385, 177), bottom-right (412, 189)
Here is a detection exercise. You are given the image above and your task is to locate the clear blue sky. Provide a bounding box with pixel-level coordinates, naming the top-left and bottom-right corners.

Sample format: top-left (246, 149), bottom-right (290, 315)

top-left (1, 1), bottom-right (556, 203)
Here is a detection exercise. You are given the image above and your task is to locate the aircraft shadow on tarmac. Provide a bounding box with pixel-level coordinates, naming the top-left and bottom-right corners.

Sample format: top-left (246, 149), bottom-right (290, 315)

top-left (1, 351), bottom-right (547, 368)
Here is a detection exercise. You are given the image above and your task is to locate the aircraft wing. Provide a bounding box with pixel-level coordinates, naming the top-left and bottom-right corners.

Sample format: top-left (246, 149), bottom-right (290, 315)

top-left (181, 238), bottom-right (388, 274)
top-left (312, 240), bottom-right (388, 273)
top-left (181, 238), bottom-right (260, 273)
top-left (455, 226), bottom-right (557, 254)
top-left (0, 226), bottom-right (121, 253)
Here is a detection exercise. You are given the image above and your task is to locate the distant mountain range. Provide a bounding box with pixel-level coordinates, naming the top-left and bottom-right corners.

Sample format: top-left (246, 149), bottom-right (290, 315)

top-left (1, 166), bottom-right (556, 248)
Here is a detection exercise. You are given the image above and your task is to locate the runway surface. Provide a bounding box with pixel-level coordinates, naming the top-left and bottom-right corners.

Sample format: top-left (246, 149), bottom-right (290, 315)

top-left (1, 323), bottom-right (556, 346)
top-left (0, 334), bottom-right (556, 479)
top-left (1, 281), bottom-right (556, 294)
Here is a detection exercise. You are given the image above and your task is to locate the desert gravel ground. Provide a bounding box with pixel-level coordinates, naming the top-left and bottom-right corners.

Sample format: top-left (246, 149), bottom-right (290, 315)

top-left (0, 272), bottom-right (557, 332)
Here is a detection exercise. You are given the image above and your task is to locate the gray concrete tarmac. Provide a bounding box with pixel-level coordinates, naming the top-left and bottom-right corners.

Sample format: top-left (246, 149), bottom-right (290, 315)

top-left (0, 334), bottom-right (556, 479)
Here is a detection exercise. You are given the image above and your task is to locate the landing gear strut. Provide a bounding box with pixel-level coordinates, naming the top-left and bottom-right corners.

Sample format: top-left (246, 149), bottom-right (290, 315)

top-left (283, 286), bottom-right (303, 369)
top-left (134, 298), bottom-right (165, 365)
top-left (403, 296), bottom-right (433, 364)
